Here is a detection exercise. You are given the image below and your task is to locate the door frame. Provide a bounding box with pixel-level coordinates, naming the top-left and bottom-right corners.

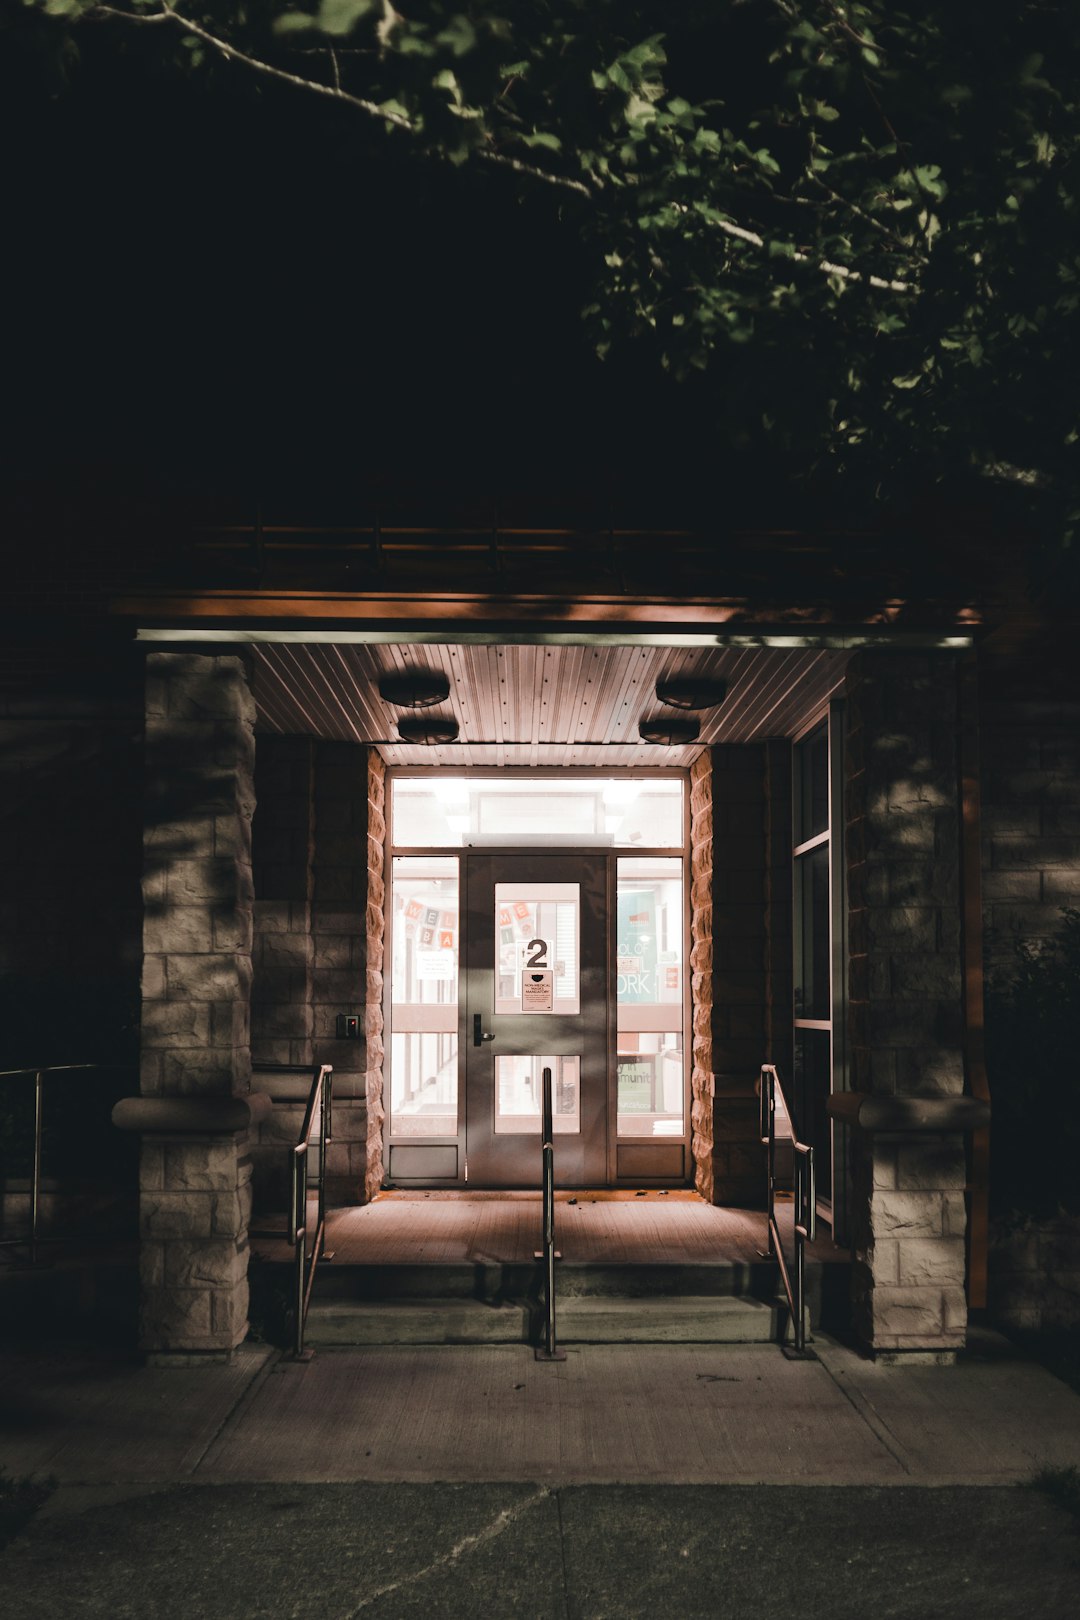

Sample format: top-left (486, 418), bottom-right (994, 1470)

top-left (382, 767), bottom-right (692, 1191)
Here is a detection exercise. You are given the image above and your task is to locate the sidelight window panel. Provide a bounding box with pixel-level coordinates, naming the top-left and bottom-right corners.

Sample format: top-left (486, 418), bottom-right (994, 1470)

top-left (390, 856), bottom-right (459, 1138)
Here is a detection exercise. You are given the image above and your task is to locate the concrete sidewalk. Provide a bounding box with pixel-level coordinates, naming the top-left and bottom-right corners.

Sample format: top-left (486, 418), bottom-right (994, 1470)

top-left (3, 1330), bottom-right (1080, 1488)
top-left (3, 1333), bottom-right (1080, 1619)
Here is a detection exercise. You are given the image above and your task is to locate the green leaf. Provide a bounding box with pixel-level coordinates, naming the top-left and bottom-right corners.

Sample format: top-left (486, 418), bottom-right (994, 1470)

top-left (274, 11), bottom-right (315, 36)
top-left (521, 132), bottom-right (561, 152)
top-left (315, 0), bottom-right (375, 38)
top-left (436, 16), bottom-right (477, 58)
top-left (913, 164), bottom-right (947, 201)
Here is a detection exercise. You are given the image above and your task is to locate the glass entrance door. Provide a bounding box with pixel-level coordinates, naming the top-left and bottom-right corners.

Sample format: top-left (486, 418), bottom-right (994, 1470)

top-left (463, 853), bottom-right (608, 1187)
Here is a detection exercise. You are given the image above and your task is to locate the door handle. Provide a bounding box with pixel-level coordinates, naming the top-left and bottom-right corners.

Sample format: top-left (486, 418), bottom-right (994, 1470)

top-left (473, 1013), bottom-right (495, 1047)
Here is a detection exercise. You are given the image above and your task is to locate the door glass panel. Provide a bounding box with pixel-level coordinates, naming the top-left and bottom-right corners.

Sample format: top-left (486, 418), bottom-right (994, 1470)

top-left (616, 858), bottom-right (685, 1138)
top-left (617, 1034), bottom-right (684, 1137)
top-left (494, 1056), bottom-right (580, 1134)
top-left (494, 882), bottom-right (580, 1014)
top-left (390, 856), bottom-right (459, 1138)
top-left (390, 1032), bottom-right (458, 1136)
top-left (392, 776), bottom-right (683, 848)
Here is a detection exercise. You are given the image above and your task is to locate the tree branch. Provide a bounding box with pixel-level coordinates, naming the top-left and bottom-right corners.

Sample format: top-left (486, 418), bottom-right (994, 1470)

top-left (680, 207), bottom-right (917, 292)
top-left (91, 3), bottom-right (593, 199)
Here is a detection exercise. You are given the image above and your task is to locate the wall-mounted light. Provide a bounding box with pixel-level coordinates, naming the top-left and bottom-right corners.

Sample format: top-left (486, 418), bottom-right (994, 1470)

top-left (378, 670), bottom-right (451, 708)
top-left (638, 716), bottom-right (700, 746)
top-left (398, 716), bottom-right (460, 745)
top-left (654, 676), bottom-right (728, 711)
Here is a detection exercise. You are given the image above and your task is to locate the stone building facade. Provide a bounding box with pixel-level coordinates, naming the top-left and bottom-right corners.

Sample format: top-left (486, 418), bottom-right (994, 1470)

top-left (4, 523), bottom-right (1076, 1368)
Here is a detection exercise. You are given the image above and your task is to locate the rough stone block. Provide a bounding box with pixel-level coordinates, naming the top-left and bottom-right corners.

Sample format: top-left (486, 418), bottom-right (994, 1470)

top-left (872, 1189), bottom-right (944, 1238)
top-left (160, 1051), bottom-right (239, 1095)
top-left (163, 1138), bottom-right (242, 1191)
top-left (141, 1000), bottom-right (212, 1049)
top-left (140, 1141), bottom-right (166, 1192)
top-left (141, 1193), bottom-right (214, 1240)
top-left (896, 1138), bottom-right (966, 1191)
top-left (166, 952), bottom-right (253, 1003)
top-left (139, 1241), bottom-right (166, 1289)
top-left (212, 1277), bottom-right (250, 1344)
top-left (868, 1285), bottom-right (947, 1338)
top-left (172, 858), bottom-right (254, 906)
top-left (212, 1186), bottom-right (251, 1238)
top-left (165, 1239), bottom-right (246, 1290)
top-left (213, 905), bottom-right (254, 953)
top-left (894, 1236), bottom-right (965, 1286)
top-left (144, 905), bottom-right (215, 955)
top-left (141, 953), bottom-right (167, 1000)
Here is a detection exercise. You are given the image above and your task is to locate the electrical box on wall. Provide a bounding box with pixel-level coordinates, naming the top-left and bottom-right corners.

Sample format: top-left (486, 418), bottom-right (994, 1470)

top-left (336, 1013), bottom-right (361, 1039)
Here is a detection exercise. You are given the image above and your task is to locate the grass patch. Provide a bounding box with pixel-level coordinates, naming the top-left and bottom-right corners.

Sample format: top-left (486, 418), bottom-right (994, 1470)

top-left (0, 1470), bottom-right (56, 1550)
top-left (1029, 1465), bottom-right (1080, 1521)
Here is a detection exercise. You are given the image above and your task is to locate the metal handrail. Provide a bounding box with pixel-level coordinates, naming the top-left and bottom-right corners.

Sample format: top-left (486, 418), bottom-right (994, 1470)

top-left (759, 1062), bottom-right (816, 1357)
top-left (0, 1065), bottom-right (106, 1267)
top-left (289, 1063), bottom-right (333, 1360)
top-left (534, 1065), bottom-right (566, 1362)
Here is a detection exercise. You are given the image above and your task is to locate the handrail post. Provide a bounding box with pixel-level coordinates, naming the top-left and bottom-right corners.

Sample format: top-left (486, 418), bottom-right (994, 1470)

top-left (291, 1141), bottom-right (308, 1359)
top-left (287, 1064), bottom-right (334, 1362)
top-left (760, 1062), bottom-right (817, 1360)
top-left (29, 1070), bottom-right (44, 1268)
top-left (535, 1065), bottom-right (566, 1362)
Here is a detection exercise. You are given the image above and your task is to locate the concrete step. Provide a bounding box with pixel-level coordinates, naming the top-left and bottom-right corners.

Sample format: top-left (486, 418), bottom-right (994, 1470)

top-left (304, 1258), bottom-right (788, 1303)
top-left (304, 1292), bottom-right (779, 1347)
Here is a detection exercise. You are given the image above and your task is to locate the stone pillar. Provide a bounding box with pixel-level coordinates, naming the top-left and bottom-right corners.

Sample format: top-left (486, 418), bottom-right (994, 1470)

top-left (130, 652), bottom-right (260, 1359)
top-left (842, 651), bottom-right (970, 1357)
top-left (690, 747), bottom-right (768, 1206)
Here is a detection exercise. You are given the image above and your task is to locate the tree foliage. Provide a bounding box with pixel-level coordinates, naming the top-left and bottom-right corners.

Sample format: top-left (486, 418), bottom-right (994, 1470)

top-left (15, 0), bottom-right (1080, 538)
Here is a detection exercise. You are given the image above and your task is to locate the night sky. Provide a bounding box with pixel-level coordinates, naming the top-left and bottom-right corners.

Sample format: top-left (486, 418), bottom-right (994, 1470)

top-left (3, 26), bottom-right (740, 518)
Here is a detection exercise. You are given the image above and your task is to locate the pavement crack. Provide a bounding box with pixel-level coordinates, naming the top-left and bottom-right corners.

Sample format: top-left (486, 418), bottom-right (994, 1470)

top-left (338, 1487), bottom-right (552, 1617)
top-left (815, 1349), bottom-right (912, 1476)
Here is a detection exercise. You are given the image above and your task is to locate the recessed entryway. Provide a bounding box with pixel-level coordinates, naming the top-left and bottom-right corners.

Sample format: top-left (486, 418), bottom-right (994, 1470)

top-left (385, 773), bottom-right (690, 1190)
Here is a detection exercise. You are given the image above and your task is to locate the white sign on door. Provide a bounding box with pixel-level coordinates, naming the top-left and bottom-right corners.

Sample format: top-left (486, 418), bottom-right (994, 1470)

top-left (521, 969), bottom-right (554, 1013)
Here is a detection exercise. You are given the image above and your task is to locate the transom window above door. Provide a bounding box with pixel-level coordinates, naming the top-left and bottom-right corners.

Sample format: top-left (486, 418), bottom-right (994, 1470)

top-left (391, 775), bottom-right (683, 848)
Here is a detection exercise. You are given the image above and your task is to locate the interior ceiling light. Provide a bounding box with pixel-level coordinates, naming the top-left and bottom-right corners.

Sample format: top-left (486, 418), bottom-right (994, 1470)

top-left (654, 676), bottom-right (728, 711)
top-left (398, 715), bottom-right (460, 745)
top-left (378, 669), bottom-right (451, 708)
top-left (638, 716), bottom-right (700, 746)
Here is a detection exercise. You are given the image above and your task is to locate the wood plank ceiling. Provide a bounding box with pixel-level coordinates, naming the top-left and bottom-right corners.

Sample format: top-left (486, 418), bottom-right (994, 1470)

top-left (251, 642), bottom-right (849, 766)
